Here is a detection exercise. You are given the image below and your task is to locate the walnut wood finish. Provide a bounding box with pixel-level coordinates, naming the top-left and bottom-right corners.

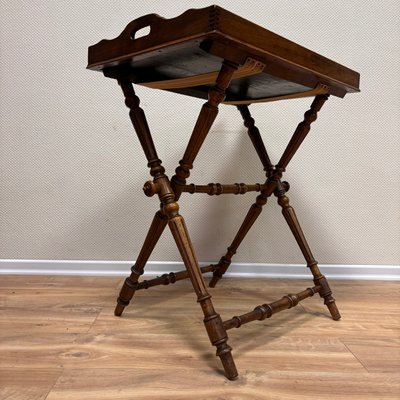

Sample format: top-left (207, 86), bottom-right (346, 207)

top-left (223, 83), bottom-right (329, 105)
top-left (276, 94), bottom-right (329, 172)
top-left (183, 182), bottom-right (268, 195)
top-left (210, 96), bottom-right (331, 288)
top-left (209, 192), bottom-right (268, 288)
top-left (88, 6), bottom-right (359, 381)
top-left (168, 213), bottom-right (238, 380)
top-left (208, 94), bottom-right (341, 322)
top-left (114, 80), bottom-right (170, 316)
top-left (87, 6), bottom-right (360, 99)
top-left (114, 210), bottom-right (168, 316)
top-left (210, 105), bottom-right (273, 287)
top-left (141, 57), bottom-right (265, 90)
top-left (137, 264), bottom-right (216, 290)
top-left (168, 61), bottom-right (238, 379)
top-left (237, 105), bottom-right (274, 174)
top-left (171, 60), bottom-right (238, 200)
top-left (277, 194), bottom-right (341, 321)
top-left (223, 285), bottom-right (321, 330)
top-left (115, 62), bottom-right (239, 380)
top-left (110, 85), bottom-right (342, 378)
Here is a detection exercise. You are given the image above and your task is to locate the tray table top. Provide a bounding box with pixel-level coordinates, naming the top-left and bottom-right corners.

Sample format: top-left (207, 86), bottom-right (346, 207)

top-left (87, 5), bottom-right (360, 103)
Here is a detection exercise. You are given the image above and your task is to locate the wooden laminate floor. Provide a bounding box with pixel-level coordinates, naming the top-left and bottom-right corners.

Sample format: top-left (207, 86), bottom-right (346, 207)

top-left (0, 275), bottom-right (399, 399)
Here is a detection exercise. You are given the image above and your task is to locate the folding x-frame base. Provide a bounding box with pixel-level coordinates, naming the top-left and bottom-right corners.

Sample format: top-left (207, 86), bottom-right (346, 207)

top-left (113, 61), bottom-right (340, 380)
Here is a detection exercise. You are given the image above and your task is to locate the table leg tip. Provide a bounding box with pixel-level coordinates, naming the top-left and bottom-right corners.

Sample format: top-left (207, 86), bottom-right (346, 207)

top-left (114, 304), bottom-right (125, 316)
top-left (209, 276), bottom-right (219, 288)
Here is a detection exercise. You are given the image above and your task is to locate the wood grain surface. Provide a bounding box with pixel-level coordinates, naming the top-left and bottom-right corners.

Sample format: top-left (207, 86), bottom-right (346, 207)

top-left (0, 276), bottom-right (399, 399)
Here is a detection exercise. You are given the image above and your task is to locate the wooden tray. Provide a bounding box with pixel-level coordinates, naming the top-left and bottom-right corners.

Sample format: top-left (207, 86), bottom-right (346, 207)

top-left (87, 5), bottom-right (360, 103)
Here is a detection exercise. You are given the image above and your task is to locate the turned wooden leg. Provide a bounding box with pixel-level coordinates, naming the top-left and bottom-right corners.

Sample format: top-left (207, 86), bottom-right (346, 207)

top-left (171, 60), bottom-right (238, 200)
top-left (165, 201), bottom-right (238, 380)
top-left (276, 94), bottom-right (330, 171)
top-left (163, 60), bottom-right (238, 378)
top-left (115, 210), bottom-right (168, 316)
top-left (210, 105), bottom-right (274, 287)
top-left (271, 93), bottom-right (339, 320)
top-left (146, 164), bottom-right (238, 379)
top-left (209, 192), bottom-right (268, 287)
top-left (276, 191), bottom-right (341, 320)
top-left (117, 70), bottom-right (238, 378)
top-left (114, 78), bottom-right (170, 315)
top-left (237, 105), bottom-right (274, 175)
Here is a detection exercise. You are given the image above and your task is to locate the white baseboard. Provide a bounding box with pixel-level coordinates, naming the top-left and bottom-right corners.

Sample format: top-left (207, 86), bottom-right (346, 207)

top-left (0, 259), bottom-right (399, 280)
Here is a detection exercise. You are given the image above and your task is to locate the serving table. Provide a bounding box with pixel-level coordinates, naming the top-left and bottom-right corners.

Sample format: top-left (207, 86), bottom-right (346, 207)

top-left (87, 5), bottom-right (360, 380)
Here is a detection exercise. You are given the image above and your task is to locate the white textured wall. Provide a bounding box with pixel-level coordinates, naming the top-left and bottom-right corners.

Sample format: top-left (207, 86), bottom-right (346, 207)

top-left (1, 1), bottom-right (399, 266)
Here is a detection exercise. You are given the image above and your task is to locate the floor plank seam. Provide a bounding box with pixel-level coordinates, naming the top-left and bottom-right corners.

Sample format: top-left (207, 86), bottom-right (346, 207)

top-left (43, 369), bottom-right (64, 400)
top-left (2, 276), bottom-right (399, 398)
top-left (85, 306), bottom-right (103, 334)
top-left (340, 339), bottom-right (370, 373)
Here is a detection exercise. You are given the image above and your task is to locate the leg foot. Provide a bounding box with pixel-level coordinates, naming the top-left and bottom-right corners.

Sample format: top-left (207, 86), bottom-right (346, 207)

top-left (218, 349), bottom-right (239, 380)
top-left (168, 210), bottom-right (238, 379)
top-left (114, 303), bottom-right (126, 317)
top-left (203, 306), bottom-right (239, 380)
top-left (114, 277), bottom-right (138, 316)
top-left (314, 274), bottom-right (341, 320)
top-left (326, 299), bottom-right (341, 321)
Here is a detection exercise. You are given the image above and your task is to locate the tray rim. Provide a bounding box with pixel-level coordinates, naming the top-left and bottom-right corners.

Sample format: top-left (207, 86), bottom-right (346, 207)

top-left (87, 5), bottom-right (360, 95)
